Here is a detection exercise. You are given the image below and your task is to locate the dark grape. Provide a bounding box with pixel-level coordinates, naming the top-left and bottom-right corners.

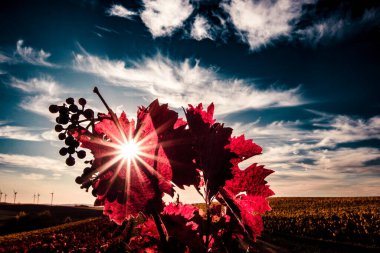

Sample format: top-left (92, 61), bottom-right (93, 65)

top-left (80, 180), bottom-right (92, 190)
top-left (59, 147), bottom-right (68, 156)
top-left (66, 97), bottom-right (74, 104)
top-left (65, 135), bottom-right (75, 146)
top-left (57, 116), bottom-right (69, 125)
top-left (91, 189), bottom-right (97, 197)
top-left (71, 114), bottom-right (79, 122)
top-left (83, 109), bottom-right (94, 119)
top-left (49, 105), bottom-right (59, 113)
top-left (77, 150), bottom-right (86, 159)
top-left (75, 176), bottom-right (83, 184)
top-left (59, 106), bottom-right (69, 114)
top-left (58, 133), bottom-right (66, 140)
top-left (73, 140), bottom-right (80, 148)
top-left (78, 98), bottom-right (86, 106)
top-left (83, 167), bottom-right (92, 175)
top-left (55, 124), bottom-right (63, 132)
top-left (66, 124), bottom-right (75, 131)
top-left (67, 146), bottom-right (75, 154)
top-left (66, 156), bottom-right (75, 166)
top-left (69, 104), bottom-right (78, 112)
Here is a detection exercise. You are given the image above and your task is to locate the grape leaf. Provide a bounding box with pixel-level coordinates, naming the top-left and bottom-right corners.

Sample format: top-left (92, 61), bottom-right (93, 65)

top-left (73, 110), bottom-right (175, 224)
top-left (141, 100), bottom-right (199, 188)
top-left (185, 103), bottom-right (236, 200)
top-left (161, 203), bottom-right (205, 252)
top-left (220, 135), bottom-right (274, 239)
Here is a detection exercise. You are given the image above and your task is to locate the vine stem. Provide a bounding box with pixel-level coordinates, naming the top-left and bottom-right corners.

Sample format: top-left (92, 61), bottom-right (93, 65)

top-left (93, 87), bottom-right (126, 140)
top-left (204, 186), bottom-right (211, 252)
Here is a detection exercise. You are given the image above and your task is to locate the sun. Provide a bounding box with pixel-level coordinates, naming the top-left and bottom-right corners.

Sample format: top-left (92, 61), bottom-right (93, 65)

top-left (120, 140), bottom-right (140, 159)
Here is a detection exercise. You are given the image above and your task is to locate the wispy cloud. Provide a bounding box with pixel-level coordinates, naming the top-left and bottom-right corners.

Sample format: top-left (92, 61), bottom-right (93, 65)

top-left (140, 0), bottom-right (193, 37)
top-left (21, 173), bottom-right (46, 180)
top-left (73, 52), bottom-right (303, 114)
top-left (0, 153), bottom-right (66, 172)
top-left (0, 121), bottom-right (43, 141)
top-left (190, 15), bottom-right (214, 41)
top-left (104, 1), bottom-right (378, 50)
top-left (106, 4), bottom-right (137, 19)
top-left (297, 8), bottom-right (380, 46)
top-left (0, 153), bottom-right (85, 179)
top-left (232, 114), bottom-right (380, 191)
top-left (0, 52), bottom-right (11, 63)
top-left (222, 0), bottom-right (306, 50)
top-left (16, 40), bottom-right (56, 67)
top-left (10, 76), bottom-right (64, 117)
top-left (313, 115), bottom-right (380, 147)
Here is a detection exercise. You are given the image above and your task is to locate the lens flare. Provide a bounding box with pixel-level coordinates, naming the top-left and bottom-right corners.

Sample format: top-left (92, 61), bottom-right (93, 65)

top-left (120, 140), bottom-right (139, 159)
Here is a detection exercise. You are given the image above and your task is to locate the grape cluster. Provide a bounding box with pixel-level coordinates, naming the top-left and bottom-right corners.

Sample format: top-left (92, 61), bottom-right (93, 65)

top-left (49, 97), bottom-right (94, 166)
top-left (75, 165), bottom-right (98, 195)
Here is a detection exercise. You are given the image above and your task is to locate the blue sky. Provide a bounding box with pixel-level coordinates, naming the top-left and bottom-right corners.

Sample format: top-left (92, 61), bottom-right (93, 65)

top-left (0, 0), bottom-right (379, 204)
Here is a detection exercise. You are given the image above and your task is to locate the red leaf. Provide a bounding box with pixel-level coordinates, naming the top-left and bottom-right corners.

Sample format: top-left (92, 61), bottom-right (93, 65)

top-left (228, 135), bottom-right (262, 166)
top-left (161, 203), bottom-right (204, 252)
top-left (185, 103), bottom-right (236, 200)
top-left (74, 110), bottom-right (175, 224)
top-left (220, 164), bottom-right (274, 239)
top-left (162, 203), bottom-right (198, 220)
top-left (225, 164), bottom-right (274, 198)
top-left (141, 100), bottom-right (199, 188)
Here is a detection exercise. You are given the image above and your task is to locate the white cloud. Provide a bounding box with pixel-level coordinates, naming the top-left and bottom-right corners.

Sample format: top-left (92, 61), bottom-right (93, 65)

top-left (297, 8), bottom-right (380, 46)
top-left (140, 0), bottom-right (193, 37)
top-left (190, 15), bottom-right (213, 41)
top-left (0, 122), bottom-right (43, 141)
top-left (21, 173), bottom-right (46, 180)
top-left (10, 77), bottom-right (64, 117)
top-left (222, 0), bottom-right (305, 50)
top-left (0, 153), bottom-right (66, 172)
top-left (16, 40), bottom-right (56, 67)
top-left (233, 115), bottom-right (380, 188)
top-left (314, 116), bottom-right (380, 147)
top-left (106, 4), bottom-right (137, 19)
top-left (232, 115), bottom-right (380, 150)
top-left (73, 53), bottom-right (303, 114)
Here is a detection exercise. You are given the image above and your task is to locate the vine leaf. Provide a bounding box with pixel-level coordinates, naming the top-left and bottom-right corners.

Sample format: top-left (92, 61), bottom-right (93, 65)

top-left (185, 103), bottom-right (237, 201)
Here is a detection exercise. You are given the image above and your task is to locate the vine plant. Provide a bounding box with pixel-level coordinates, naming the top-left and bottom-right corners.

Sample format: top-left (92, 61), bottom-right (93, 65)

top-left (49, 87), bottom-right (274, 252)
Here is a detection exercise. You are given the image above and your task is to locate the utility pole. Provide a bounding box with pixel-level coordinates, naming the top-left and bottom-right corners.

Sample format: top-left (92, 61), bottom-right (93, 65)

top-left (37, 193), bottom-right (40, 204)
top-left (33, 193), bottom-right (36, 204)
top-left (13, 190), bottom-right (17, 204)
top-left (50, 192), bottom-right (54, 206)
top-left (0, 190), bottom-right (2, 202)
top-left (4, 194), bottom-right (6, 203)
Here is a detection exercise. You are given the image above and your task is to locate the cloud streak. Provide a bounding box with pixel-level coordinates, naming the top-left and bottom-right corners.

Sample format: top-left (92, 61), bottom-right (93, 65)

top-left (231, 114), bottom-right (380, 196)
top-left (0, 52), bottom-right (11, 63)
top-left (10, 76), bottom-right (65, 117)
top-left (297, 8), bottom-right (380, 46)
top-left (106, 4), bottom-right (137, 19)
top-left (21, 173), bottom-right (46, 180)
top-left (16, 40), bottom-right (56, 67)
top-left (73, 53), bottom-right (303, 114)
top-left (0, 122), bottom-right (43, 141)
top-left (0, 153), bottom-right (66, 172)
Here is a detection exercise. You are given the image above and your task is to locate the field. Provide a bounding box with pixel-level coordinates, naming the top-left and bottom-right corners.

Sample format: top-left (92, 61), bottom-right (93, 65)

top-left (0, 197), bottom-right (379, 252)
top-left (0, 203), bottom-right (102, 235)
